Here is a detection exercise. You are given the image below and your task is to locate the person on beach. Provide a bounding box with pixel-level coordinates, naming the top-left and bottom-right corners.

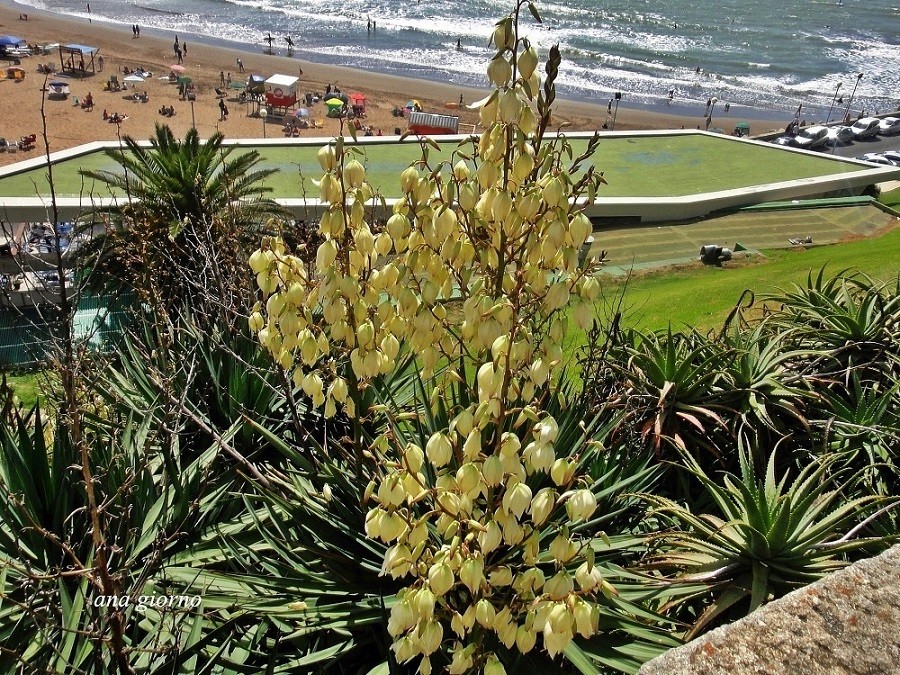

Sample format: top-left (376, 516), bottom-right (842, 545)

top-left (219, 98), bottom-right (228, 121)
top-left (367, 18), bottom-right (371, 34)
top-left (98, 54), bottom-right (104, 71)
top-left (136, 25), bottom-right (140, 37)
top-left (607, 99), bottom-right (612, 114)
top-left (237, 58), bottom-right (244, 73)
top-left (86, 3), bottom-right (91, 23)
top-left (132, 25), bottom-right (137, 38)
top-left (220, 71), bottom-right (226, 87)
top-left (183, 43), bottom-right (187, 56)
top-left (457, 38), bottom-right (461, 50)
top-left (226, 72), bottom-right (232, 86)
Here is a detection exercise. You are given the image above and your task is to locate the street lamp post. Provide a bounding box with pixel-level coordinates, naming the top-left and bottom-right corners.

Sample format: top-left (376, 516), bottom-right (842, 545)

top-left (843, 73), bottom-right (863, 123)
top-left (826, 81), bottom-right (842, 124)
top-left (260, 107), bottom-right (267, 138)
top-left (707, 96), bottom-right (718, 130)
top-left (611, 92), bottom-right (621, 130)
top-left (187, 92), bottom-right (196, 130)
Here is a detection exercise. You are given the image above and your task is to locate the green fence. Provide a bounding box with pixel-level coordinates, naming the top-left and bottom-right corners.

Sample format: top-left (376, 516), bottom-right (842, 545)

top-left (0, 294), bottom-right (132, 368)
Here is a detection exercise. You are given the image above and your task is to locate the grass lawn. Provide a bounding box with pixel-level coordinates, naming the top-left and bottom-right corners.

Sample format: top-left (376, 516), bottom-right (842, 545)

top-left (0, 133), bottom-right (868, 200)
top-left (603, 225), bottom-right (900, 333)
top-left (3, 372), bottom-right (45, 410)
top-left (879, 186), bottom-right (900, 209)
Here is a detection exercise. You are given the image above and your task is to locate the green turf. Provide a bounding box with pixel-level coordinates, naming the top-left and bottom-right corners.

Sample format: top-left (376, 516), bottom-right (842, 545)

top-left (879, 186), bottom-right (900, 209)
top-left (3, 372), bottom-right (44, 410)
top-left (0, 133), bottom-right (869, 200)
top-left (603, 226), bottom-right (900, 333)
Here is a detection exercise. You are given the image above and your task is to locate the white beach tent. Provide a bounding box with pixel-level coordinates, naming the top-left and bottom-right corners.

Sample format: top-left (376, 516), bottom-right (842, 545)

top-left (264, 74), bottom-right (299, 109)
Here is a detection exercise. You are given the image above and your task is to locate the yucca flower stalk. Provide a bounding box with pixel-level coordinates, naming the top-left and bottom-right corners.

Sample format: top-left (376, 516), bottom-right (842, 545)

top-left (249, 0), bottom-right (611, 670)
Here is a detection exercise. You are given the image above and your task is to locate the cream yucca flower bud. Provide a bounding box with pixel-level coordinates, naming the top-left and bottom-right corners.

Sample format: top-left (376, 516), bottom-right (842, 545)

top-left (453, 159), bottom-right (470, 181)
top-left (569, 212), bottom-right (592, 246)
top-left (475, 598), bottom-right (496, 628)
top-left (544, 570), bottom-right (574, 600)
top-left (317, 144), bottom-right (336, 171)
top-left (492, 20), bottom-right (514, 50)
top-left (551, 458), bottom-right (576, 486)
top-left (479, 96), bottom-right (498, 127)
top-left (342, 159), bottom-right (365, 187)
top-left (530, 487), bottom-right (556, 526)
top-left (319, 173), bottom-right (342, 203)
top-left (405, 443), bottom-right (425, 473)
top-left (426, 432), bottom-right (453, 467)
top-left (566, 488), bottom-right (597, 523)
top-left (449, 646), bottom-right (473, 674)
top-left (517, 45), bottom-right (538, 80)
top-left (459, 557), bottom-right (484, 595)
top-left (544, 282), bottom-right (570, 311)
top-left (482, 454), bottom-right (503, 487)
top-left (581, 275), bottom-right (601, 301)
top-left (573, 599), bottom-right (598, 638)
top-left (462, 429), bottom-right (482, 461)
top-left (456, 462), bottom-right (481, 495)
top-left (365, 508), bottom-right (383, 539)
top-left (248, 249), bottom-right (269, 274)
top-left (387, 212), bottom-right (411, 240)
top-left (502, 481), bottom-right (532, 519)
top-left (487, 55), bottom-right (513, 87)
top-left (549, 534), bottom-right (578, 563)
top-left (498, 88), bottom-right (521, 124)
top-left (519, 103), bottom-right (537, 133)
top-left (575, 560), bottom-right (604, 591)
top-left (392, 635), bottom-right (416, 663)
top-left (499, 432), bottom-right (520, 456)
top-left (515, 625), bottom-right (536, 653)
top-left (484, 654), bottom-right (506, 675)
top-left (478, 520), bottom-right (502, 554)
top-left (419, 620), bottom-right (443, 655)
top-left (248, 311), bottom-right (265, 332)
top-left (428, 562), bottom-right (454, 596)
top-left (542, 176), bottom-right (565, 207)
top-left (388, 597), bottom-right (415, 636)
top-left (489, 566), bottom-right (513, 587)
top-left (512, 152), bottom-right (535, 184)
top-left (400, 166), bottom-right (420, 193)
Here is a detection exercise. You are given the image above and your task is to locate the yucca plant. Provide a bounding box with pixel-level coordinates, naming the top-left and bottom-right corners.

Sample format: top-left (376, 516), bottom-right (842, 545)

top-left (638, 441), bottom-right (898, 639)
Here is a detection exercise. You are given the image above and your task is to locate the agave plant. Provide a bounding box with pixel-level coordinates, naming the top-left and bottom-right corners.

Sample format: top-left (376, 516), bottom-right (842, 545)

top-left (609, 328), bottom-right (731, 457)
top-left (638, 442), bottom-right (898, 639)
top-left (763, 269), bottom-right (900, 388)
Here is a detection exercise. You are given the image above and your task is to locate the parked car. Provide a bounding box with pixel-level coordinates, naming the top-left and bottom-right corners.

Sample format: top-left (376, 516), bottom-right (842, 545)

top-left (877, 117), bottom-right (900, 136)
top-left (880, 150), bottom-right (900, 163)
top-left (825, 125), bottom-right (855, 145)
top-left (772, 135), bottom-right (798, 147)
top-left (791, 125), bottom-right (830, 150)
top-left (855, 153), bottom-right (900, 166)
top-left (848, 117), bottom-right (881, 139)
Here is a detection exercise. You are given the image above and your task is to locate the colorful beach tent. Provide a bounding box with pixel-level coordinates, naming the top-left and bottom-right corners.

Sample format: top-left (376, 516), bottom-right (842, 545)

top-left (349, 93), bottom-right (366, 111)
top-left (325, 98), bottom-right (344, 117)
top-left (0, 35), bottom-right (24, 48)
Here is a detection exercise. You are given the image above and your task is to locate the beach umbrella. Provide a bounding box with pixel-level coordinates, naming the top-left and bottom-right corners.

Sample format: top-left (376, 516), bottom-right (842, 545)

top-left (169, 64), bottom-right (186, 73)
top-left (123, 74), bottom-right (145, 83)
top-left (293, 107), bottom-right (310, 118)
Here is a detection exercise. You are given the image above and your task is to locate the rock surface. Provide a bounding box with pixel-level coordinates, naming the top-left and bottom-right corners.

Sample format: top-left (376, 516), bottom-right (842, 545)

top-left (638, 545), bottom-right (900, 675)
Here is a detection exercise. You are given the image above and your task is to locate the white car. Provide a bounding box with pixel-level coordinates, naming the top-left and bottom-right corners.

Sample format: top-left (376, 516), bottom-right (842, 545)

top-left (826, 126), bottom-right (855, 145)
top-left (792, 125), bottom-right (830, 150)
top-left (877, 117), bottom-right (900, 136)
top-left (848, 117), bottom-right (881, 139)
top-left (880, 150), bottom-right (900, 163)
top-left (855, 153), bottom-right (900, 166)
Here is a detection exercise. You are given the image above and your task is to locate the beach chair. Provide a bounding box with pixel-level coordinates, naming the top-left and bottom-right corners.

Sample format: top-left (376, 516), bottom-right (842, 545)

top-left (214, 88), bottom-right (226, 98)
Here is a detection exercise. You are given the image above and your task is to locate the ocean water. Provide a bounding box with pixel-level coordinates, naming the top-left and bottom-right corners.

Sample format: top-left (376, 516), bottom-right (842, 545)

top-left (13, 0), bottom-right (900, 121)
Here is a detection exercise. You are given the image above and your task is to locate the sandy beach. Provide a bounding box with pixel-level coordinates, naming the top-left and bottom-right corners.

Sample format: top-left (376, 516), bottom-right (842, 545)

top-left (0, 3), bottom-right (784, 169)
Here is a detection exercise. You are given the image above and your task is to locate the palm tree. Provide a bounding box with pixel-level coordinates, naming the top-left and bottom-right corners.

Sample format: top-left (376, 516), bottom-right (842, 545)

top-left (79, 124), bottom-right (285, 317)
